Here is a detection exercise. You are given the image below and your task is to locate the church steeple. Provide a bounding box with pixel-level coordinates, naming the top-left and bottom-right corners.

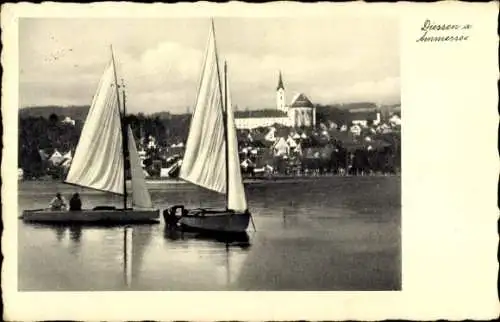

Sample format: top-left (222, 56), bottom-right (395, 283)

top-left (276, 70), bottom-right (286, 112)
top-left (277, 70), bottom-right (285, 91)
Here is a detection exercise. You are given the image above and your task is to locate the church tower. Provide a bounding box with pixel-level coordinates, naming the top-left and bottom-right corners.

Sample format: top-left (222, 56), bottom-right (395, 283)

top-left (276, 71), bottom-right (286, 112)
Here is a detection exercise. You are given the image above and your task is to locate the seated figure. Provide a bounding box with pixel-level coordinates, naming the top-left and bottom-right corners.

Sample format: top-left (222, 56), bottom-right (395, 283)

top-left (49, 193), bottom-right (68, 211)
top-left (69, 193), bottom-right (82, 211)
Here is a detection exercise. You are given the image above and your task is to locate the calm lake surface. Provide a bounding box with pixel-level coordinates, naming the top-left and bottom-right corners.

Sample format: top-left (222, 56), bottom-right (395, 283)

top-left (18, 176), bottom-right (401, 291)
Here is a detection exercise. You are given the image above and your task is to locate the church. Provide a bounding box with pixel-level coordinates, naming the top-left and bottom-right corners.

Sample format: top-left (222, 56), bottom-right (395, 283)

top-left (234, 71), bottom-right (317, 129)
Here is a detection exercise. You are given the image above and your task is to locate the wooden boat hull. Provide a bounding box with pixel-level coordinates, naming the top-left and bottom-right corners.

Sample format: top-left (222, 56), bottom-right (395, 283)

top-left (164, 206), bottom-right (250, 233)
top-left (20, 208), bottom-right (160, 224)
top-left (179, 212), bottom-right (250, 233)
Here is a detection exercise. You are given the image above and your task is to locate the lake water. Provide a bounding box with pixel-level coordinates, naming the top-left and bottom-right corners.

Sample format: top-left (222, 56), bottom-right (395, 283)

top-left (18, 176), bottom-right (401, 291)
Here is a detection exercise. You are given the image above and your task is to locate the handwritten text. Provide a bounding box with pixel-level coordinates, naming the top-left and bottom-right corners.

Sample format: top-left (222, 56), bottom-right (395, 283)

top-left (417, 20), bottom-right (471, 43)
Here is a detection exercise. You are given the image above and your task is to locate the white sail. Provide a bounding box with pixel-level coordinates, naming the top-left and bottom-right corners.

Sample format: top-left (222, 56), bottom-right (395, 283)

top-left (179, 23), bottom-right (226, 194)
top-left (127, 126), bottom-right (153, 208)
top-left (65, 61), bottom-right (124, 194)
top-left (225, 70), bottom-right (247, 211)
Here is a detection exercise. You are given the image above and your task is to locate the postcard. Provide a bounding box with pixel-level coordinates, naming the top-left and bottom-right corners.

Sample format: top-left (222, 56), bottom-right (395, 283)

top-left (1, 1), bottom-right (498, 321)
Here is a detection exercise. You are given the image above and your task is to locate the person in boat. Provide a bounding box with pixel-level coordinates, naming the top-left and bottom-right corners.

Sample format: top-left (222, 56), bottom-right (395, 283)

top-left (69, 193), bottom-right (82, 211)
top-left (49, 193), bottom-right (68, 210)
top-left (163, 205), bottom-right (183, 228)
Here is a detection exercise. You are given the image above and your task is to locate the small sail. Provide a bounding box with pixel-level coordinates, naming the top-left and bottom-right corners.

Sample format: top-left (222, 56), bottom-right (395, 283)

top-left (179, 23), bottom-right (226, 194)
top-left (225, 70), bottom-right (247, 211)
top-left (127, 126), bottom-right (153, 208)
top-left (65, 61), bottom-right (124, 194)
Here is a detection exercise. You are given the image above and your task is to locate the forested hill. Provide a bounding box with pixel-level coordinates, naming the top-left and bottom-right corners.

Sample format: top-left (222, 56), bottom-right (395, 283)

top-left (314, 102), bottom-right (400, 114)
top-left (19, 102), bottom-right (400, 124)
top-left (19, 105), bottom-right (181, 121)
top-left (20, 105), bottom-right (91, 121)
top-left (325, 102), bottom-right (377, 111)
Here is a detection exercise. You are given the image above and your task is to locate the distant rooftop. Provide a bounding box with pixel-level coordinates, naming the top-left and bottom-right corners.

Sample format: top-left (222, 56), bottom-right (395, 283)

top-left (349, 107), bottom-right (378, 113)
top-left (234, 109), bottom-right (288, 119)
top-left (290, 93), bottom-right (314, 108)
top-left (345, 111), bottom-right (379, 122)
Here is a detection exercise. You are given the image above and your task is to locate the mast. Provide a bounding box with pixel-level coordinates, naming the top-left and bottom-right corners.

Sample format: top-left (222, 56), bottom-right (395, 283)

top-left (110, 45), bottom-right (127, 210)
top-left (223, 61), bottom-right (229, 209)
top-left (121, 78), bottom-right (129, 209)
top-left (211, 19), bottom-right (229, 209)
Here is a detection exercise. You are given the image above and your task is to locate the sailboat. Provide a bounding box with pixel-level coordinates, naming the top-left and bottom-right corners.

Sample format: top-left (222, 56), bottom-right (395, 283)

top-left (21, 48), bottom-right (159, 224)
top-left (163, 21), bottom-right (254, 234)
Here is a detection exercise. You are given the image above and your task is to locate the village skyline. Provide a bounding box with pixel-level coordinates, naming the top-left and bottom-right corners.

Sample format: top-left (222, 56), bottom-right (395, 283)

top-left (19, 17), bottom-right (400, 114)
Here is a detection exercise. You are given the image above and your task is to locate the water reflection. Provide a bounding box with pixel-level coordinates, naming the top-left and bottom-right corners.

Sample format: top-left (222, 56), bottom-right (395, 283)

top-left (28, 223), bottom-right (83, 245)
top-left (163, 227), bottom-right (251, 249)
top-left (163, 227), bottom-right (183, 241)
top-left (161, 227), bottom-right (252, 287)
top-left (23, 222), bottom-right (155, 290)
top-left (68, 226), bottom-right (82, 243)
top-left (130, 225), bottom-right (153, 288)
top-left (123, 227), bottom-right (133, 288)
top-left (282, 207), bottom-right (301, 229)
top-left (19, 177), bottom-right (401, 291)
top-left (54, 226), bottom-right (66, 242)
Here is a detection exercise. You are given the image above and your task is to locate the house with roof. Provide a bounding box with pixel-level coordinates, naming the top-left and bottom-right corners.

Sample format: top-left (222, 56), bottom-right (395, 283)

top-left (347, 107), bottom-right (381, 127)
top-left (234, 71), bottom-right (316, 129)
top-left (272, 137), bottom-right (290, 156)
top-left (376, 123), bottom-right (393, 134)
top-left (389, 114), bottom-right (401, 126)
top-left (138, 148), bottom-right (147, 168)
top-left (264, 127), bottom-right (277, 142)
top-left (286, 135), bottom-right (298, 151)
top-left (147, 135), bottom-right (157, 149)
top-left (61, 116), bottom-right (76, 126)
top-left (49, 149), bottom-right (64, 166)
top-left (60, 151), bottom-right (73, 168)
top-left (241, 158), bottom-right (255, 169)
top-left (350, 124), bottom-right (362, 136)
top-left (252, 152), bottom-right (275, 175)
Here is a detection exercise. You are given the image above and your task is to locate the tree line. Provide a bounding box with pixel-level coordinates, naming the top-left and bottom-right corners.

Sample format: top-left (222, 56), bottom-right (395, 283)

top-left (19, 107), bottom-right (401, 179)
top-left (18, 112), bottom-right (192, 178)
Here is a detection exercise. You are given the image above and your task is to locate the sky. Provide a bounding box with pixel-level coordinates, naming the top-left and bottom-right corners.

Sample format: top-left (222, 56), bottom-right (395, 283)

top-left (19, 17), bottom-right (400, 114)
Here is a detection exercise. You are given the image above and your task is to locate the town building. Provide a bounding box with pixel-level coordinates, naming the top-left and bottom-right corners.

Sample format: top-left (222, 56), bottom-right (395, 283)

top-left (48, 149), bottom-right (63, 165)
top-left (389, 114), bottom-right (401, 126)
top-left (288, 93), bottom-right (316, 128)
top-left (348, 107), bottom-right (381, 127)
top-left (61, 116), bottom-right (76, 126)
top-left (234, 71), bottom-right (317, 129)
top-left (234, 109), bottom-right (291, 129)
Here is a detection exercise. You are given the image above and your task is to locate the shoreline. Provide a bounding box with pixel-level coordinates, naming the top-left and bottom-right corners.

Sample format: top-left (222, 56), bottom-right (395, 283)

top-left (20, 173), bottom-right (401, 184)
